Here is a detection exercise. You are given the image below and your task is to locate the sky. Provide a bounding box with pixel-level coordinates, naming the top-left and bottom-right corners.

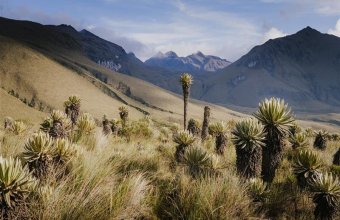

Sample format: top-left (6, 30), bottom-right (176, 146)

top-left (1, 0), bottom-right (340, 61)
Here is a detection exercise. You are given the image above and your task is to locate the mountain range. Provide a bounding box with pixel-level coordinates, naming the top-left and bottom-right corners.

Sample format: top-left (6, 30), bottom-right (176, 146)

top-left (201, 27), bottom-right (340, 112)
top-left (0, 17), bottom-right (340, 117)
top-left (145, 51), bottom-right (231, 73)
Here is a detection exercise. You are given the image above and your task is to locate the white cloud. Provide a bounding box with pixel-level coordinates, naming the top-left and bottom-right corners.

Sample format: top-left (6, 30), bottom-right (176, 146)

top-left (263, 27), bottom-right (287, 42)
top-left (97, 1), bottom-right (263, 61)
top-left (315, 0), bottom-right (340, 15)
top-left (328, 18), bottom-right (340, 37)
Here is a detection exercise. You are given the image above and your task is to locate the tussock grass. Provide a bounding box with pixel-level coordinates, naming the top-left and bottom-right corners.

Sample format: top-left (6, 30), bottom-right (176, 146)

top-left (0, 111), bottom-right (339, 219)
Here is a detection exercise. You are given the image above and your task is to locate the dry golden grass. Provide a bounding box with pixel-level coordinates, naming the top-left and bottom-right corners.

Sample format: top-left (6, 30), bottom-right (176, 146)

top-left (0, 88), bottom-right (46, 123)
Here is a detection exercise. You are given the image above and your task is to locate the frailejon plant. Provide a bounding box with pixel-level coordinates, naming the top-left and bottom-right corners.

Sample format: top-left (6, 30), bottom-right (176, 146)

top-left (289, 122), bottom-right (302, 137)
top-left (201, 106), bottom-right (210, 142)
top-left (314, 130), bottom-right (328, 150)
top-left (110, 118), bottom-right (120, 136)
top-left (183, 146), bottom-right (213, 178)
top-left (309, 172), bottom-right (340, 220)
top-left (0, 156), bottom-right (36, 218)
top-left (12, 121), bottom-right (27, 135)
top-left (292, 150), bottom-right (322, 188)
top-left (333, 148), bottom-right (340, 166)
top-left (119, 106), bottom-right (129, 128)
top-left (187, 118), bottom-right (201, 136)
top-left (40, 110), bottom-right (72, 139)
top-left (248, 178), bottom-right (268, 203)
top-left (232, 118), bottom-right (266, 179)
top-left (254, 98), bottom-right (294, 183)
top-left (3, 117), bottom-right (13, 130)
top-left (102, 115), bottom-right (111, 136)
top-left (23, 132), bottom-right (54, 178)
top-left (179, 73), bottom-right (193, 130)
top-left (289, 132), bottom-right (308, 149)
top-left (64, 95), bottom-right (81, 126)
top-left (173, 131), bottom-right (196, 162)
top-left (53, 138), bottom-right (77, 165)
top-left (209, 122), bottom-right (227, 155)
top-left (76, 113), bottom-right (96, 137)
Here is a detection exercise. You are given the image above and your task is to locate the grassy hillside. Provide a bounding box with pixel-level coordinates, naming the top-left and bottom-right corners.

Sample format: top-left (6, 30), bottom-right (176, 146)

top-left (0, 35), bottom-right (245, 125)
top-left (0, 88), bottom-right (46, 123)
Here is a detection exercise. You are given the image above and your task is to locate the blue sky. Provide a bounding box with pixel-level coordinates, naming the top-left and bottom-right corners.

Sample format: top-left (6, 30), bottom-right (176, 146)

top-left (1, 0), bottom-right (340, 61)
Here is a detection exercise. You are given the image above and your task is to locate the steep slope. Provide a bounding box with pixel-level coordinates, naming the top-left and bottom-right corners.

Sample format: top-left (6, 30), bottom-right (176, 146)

top-left (0, 35), bottom-right (248, 126)
top-left (0, 35), bottom-right (145, 120)
top-left (0, 17), bottom-right (189, 95)
top-left (0, 88), bottom-right (46, 123)
top-left (202, 27), bottom-right (340, 112)
top-left (145, 51), bottom-right (231, 73)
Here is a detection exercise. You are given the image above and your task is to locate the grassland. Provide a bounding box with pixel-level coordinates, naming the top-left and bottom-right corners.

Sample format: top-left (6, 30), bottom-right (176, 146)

top-left (0, 96), bottom-right (339, 219)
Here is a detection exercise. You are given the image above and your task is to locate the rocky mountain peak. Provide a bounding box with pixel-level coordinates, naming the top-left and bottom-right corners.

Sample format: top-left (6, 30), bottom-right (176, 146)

top-left (164, 51), bottom-right (178, 58)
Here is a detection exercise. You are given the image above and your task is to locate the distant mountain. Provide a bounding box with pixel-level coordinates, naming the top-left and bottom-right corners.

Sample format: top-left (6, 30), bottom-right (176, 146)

top-left (1, 16), bottom-right (340, 114)
top-left (145, 51), bottom-right (231, 73)
top-left (201, 26), bottom-right (340, 112)
top-left (0, 17), bottom-right (186, 93)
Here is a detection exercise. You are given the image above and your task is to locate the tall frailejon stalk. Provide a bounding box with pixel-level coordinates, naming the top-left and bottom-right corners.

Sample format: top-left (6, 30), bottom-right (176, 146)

top-left (254, 98), bottom-right (294, 183)
top-left (64, 95), bottom-right (81, 126)
top-left (179, 73), bottom-right (193, 130)
top-left (232, 118), bottom-right (265, 179)
top-left (201, 106), bottom-right (210, 142)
